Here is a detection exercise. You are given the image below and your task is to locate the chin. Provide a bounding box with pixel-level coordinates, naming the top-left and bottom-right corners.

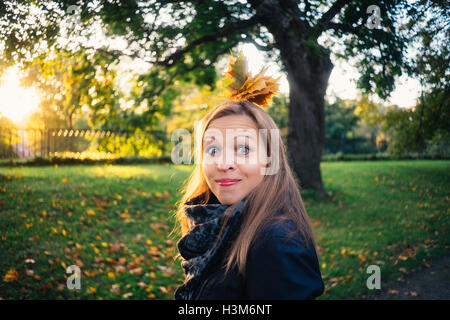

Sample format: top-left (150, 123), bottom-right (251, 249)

top-left (217, 194), bottom-right (242, 205)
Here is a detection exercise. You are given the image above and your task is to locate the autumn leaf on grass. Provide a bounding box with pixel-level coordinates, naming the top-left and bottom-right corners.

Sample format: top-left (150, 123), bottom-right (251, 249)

top-left (38, 283), bottom-right (52, 291)
top-left (129, 267), bottom-right (142, 275)
top-left (388, 289), bottom-right (399, 295)
top-left (84, 270), bottom-right (96, 277)
top-left (3, 269), bottom-right (19, 282)
top-left (157, 266), bottom-right (176, 277)
top-left (114, 265), bottom-right (126, 274)
top-left (107, 241), bottom-right (120, 254)
top-left (148, 246), bottom-right (162, 258)
top-left (312, 219), bottom-right (321, 228)
top-left (110, 284), bottom-right (120, 294)
top-left (164, 239), bottom-right (175, 246)
top-left (93, 197), bottom-right (108, 212)
top-left (422, 259), bottom-right (431, 268)
top-left (151, 222), bottom-right (169, 231)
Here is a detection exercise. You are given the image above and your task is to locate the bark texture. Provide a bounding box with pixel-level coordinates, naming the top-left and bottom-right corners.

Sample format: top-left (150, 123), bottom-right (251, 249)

top-left (250, 0), bottom-right (334, 198)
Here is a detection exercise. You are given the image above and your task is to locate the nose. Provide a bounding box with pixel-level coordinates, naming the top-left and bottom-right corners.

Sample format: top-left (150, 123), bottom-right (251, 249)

top-left (216, 150), bottom-right (236, 171)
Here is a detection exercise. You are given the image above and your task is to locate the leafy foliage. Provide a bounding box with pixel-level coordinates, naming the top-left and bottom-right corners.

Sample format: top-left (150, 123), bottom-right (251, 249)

top-left (381, 89), bottom-right (450, 155)
top-left (324, 98), bottom-right (362, 154)
top-left (21, 48), bottom-right (121, 129)
top-left (1, 0), bottom-right (446, 122)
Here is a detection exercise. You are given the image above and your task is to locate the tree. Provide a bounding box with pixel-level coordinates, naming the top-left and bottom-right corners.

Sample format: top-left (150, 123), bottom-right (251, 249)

top-left (0, 115), bottom-right (19, 158)
top-left (265, 93), bottom-right (289, 143)
top-left (20, 48), bottom-right (122, 129)
top-left (381, 89), bottom-right (450, 155)
top-left (324, 97), bottom-right (360, 154)
top-left (1, 1), bottom-right (447, 197)
top-left (353, 94), bottom-right (387, 152)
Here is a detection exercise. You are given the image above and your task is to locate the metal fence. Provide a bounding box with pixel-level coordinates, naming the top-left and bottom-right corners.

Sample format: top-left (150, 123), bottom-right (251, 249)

top-left (0, 128), bottom-right (168, 159)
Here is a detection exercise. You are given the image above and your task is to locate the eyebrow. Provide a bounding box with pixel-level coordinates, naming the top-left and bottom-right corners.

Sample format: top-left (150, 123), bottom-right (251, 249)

top-left (203, 135), bottom-right (255, 146)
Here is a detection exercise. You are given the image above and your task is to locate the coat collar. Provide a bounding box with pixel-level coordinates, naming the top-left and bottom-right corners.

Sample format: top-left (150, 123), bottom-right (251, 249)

top-left (185, 191), bottom-right (220, 205)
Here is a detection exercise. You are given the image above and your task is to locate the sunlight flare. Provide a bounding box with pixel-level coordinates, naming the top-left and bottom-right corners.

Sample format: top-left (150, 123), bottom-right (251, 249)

top-left (0, 67), bottom-right (40, 125)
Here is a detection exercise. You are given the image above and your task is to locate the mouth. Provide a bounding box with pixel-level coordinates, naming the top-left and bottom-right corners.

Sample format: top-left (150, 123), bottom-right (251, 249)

top-left (215, 179), bottom-right (241, 187)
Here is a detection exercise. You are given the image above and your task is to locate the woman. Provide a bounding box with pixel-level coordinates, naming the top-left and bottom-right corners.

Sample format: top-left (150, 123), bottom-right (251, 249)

top-left (173, 55), bottom-right (324, 300)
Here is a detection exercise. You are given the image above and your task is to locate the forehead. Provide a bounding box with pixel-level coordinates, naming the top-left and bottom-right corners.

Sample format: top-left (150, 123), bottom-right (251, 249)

top-left (208, 114), bottom-right (258, 129)
top-left (206, 114), bottom-right (258, 131)
top-left (204, 115), bottom-right (259, 143)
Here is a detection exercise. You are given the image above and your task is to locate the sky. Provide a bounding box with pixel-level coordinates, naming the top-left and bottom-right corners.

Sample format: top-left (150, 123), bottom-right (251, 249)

top-left (0, 43), bottom-right (421, 125)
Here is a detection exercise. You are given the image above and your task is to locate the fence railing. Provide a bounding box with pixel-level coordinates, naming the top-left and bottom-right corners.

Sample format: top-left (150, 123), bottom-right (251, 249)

top-left (0, 128), bottom-right (168, 159)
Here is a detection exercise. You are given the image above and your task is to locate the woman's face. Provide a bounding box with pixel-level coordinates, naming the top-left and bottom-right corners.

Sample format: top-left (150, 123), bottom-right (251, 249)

top-left (202, 114), bottom-right (267, 205)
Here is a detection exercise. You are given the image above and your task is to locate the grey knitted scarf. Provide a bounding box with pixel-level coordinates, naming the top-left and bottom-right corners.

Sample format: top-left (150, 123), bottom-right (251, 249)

top-left (174, 193), bottom-right (246, 300)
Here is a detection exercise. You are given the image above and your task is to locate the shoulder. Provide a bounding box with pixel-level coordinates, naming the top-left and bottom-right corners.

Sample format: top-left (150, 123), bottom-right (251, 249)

top-left (244, 210), bottom-right (324, 299)
top-left (255, 210), bottom-right (306, 247)
top-left (251, 216), bottom-right (313, 262)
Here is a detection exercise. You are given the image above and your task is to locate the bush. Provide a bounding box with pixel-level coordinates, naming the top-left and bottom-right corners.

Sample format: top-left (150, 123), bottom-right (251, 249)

top-left (0, 155), bottom-right (172, 167)
top-left (321, 152), bottom-right (449, 161)
top-left (425, 129), bottom-right (450, 158)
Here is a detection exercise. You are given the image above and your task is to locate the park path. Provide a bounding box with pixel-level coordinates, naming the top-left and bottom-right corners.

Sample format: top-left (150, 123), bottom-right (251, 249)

top-left (369, 255), bottom-right (450, 300)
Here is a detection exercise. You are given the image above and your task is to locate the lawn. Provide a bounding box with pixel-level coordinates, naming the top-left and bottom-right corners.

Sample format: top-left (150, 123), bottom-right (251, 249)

top-left (0, 160), bottom-right (449, 299)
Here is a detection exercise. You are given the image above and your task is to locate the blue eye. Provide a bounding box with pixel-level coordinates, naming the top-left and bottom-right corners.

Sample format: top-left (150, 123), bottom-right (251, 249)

top-left (237, 145), bottom-right (250, 155)
top-left (206, 146), bottom-right (219, 156)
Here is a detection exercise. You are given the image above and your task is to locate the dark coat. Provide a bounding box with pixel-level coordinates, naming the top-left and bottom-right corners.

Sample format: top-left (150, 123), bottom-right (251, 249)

top-left (194, 213), bottom-right (325, 300)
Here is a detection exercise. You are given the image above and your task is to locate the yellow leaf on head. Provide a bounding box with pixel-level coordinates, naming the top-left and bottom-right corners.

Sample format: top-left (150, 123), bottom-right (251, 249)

top-left (224, 53), bottom-right (279, 107)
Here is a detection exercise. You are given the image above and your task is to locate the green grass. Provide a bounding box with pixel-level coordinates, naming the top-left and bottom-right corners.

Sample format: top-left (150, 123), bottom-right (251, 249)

top-left (0, 161), bottom-right (449, 299)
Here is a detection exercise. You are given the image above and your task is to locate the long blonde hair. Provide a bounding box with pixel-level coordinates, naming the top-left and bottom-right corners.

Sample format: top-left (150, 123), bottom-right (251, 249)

top-left (172, 100), bottom-right (317, 275)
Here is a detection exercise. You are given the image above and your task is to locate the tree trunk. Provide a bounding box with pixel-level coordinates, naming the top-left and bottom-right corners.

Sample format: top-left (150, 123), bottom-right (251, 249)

top-left (251, 0), bottom-right (333, 198)
top-left (284, 48), bottom-right (333, 198)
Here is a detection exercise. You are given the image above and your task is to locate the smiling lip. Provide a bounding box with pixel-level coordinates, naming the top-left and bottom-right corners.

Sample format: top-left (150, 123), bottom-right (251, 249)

top-left (215, 179), bottom-right (241, 187)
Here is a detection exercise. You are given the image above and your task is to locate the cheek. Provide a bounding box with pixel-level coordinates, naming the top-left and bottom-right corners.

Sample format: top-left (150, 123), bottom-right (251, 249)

top-left (239, 163), bottom-right (264, 184)
top-left (201, 163), bottom-right (215, 182)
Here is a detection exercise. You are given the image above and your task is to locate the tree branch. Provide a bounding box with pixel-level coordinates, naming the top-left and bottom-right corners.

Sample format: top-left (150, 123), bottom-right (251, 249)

top-left (156, 15), bottom-right (259, 67)
top-left (327, 22), bottom-right (363, 37)
top-left (304, 0), bottom-right (311, 15)
top-left (154, 39), bottom-right (240, 97)
top-left (243, 36), bottom-right (274, 52)
top-left (327, 22), bottom-right (388, 44)
top-left (81, 15), bottom-right (258, 68)
top-left (315, 0), bottom-right (349, 36)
